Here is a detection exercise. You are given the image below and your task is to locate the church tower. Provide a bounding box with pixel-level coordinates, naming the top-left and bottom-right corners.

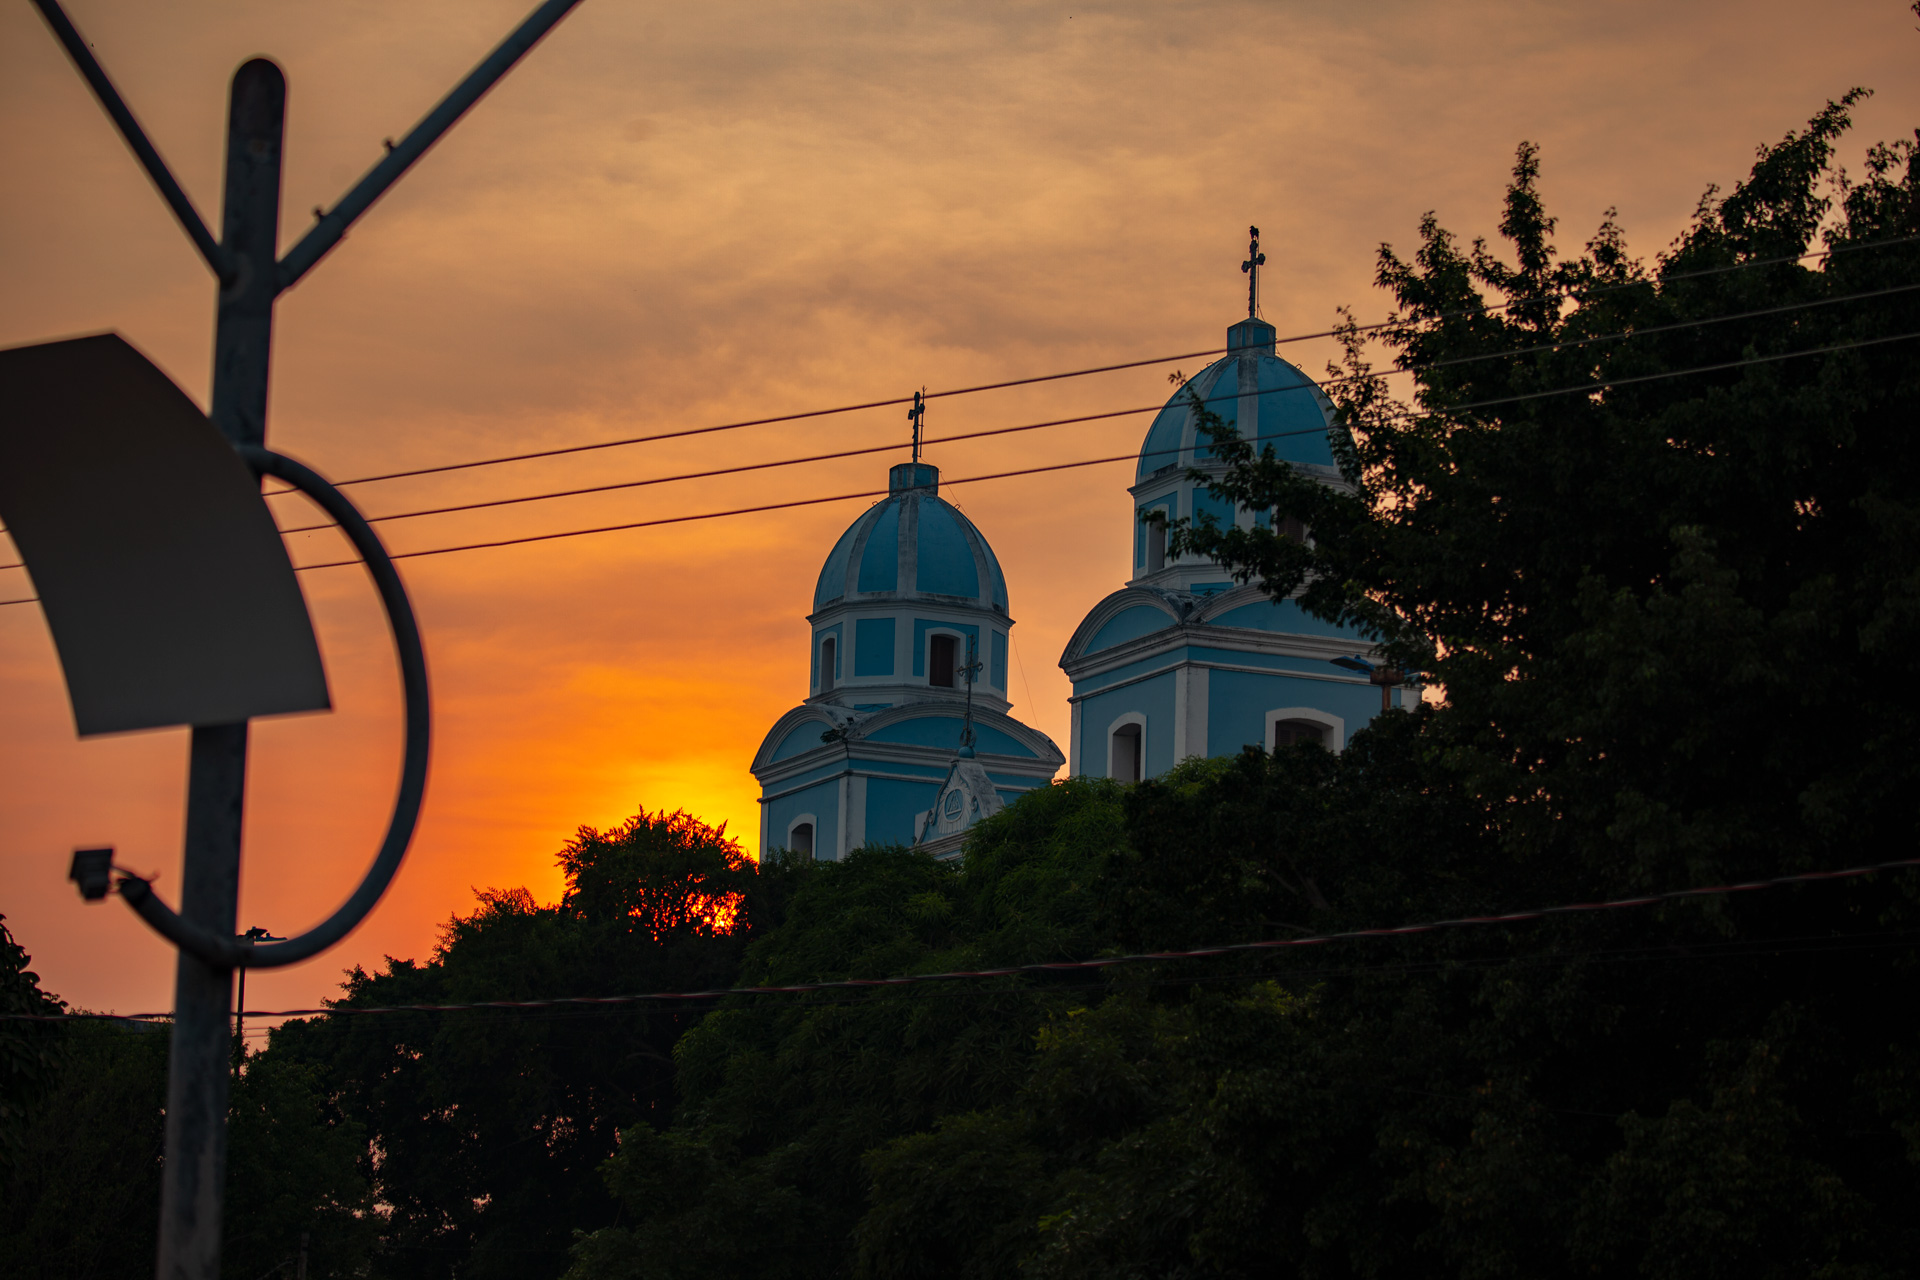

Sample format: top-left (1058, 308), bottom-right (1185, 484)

top-left (1059, 231), bottom-right (1413, 779)
top-left (751, 460), bottom-right (1063, 860)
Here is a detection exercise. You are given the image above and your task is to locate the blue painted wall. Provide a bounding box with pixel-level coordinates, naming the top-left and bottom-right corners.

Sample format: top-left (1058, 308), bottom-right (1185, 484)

top-left (915, 502), bottom-right (981, 597)
top-left (1088, 606), bottom-right (1170, 654)
top-left (1193, 486), bottom-right (1236, 531)
top-left (854, 617), bottom-right (896, 676)
top-left (1077, 673), bottom-right (1176, 777)
top-left (1208, 597), bottom-right (1351, 637)
top-left (863, 715), bottom-right (1037, 758)
top-left (765, 778), bottom-right (839, 860)
top-left (866, 776), bottom-right (940, 848)
top-left (771, 721), bottom-right (830, 762)
top-left (1205, 669), bottom-right (1376, 756)
top-left (857, 505), bottom-right (900, 592)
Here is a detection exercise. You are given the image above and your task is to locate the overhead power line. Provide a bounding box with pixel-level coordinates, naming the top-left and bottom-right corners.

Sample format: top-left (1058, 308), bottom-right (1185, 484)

top-left (0, 327), bottom-right (1913, 606)
top-left (5, 280), bottom-right (1908, 562)
top-left (245, 232), bottom-right (1920, 493)
top-left (11, 850), bottom-right (1914, 1024)
top-left (267, 280), bottom-right (1920, 535)
top-left (0, 236), bottom-right (1913, 549)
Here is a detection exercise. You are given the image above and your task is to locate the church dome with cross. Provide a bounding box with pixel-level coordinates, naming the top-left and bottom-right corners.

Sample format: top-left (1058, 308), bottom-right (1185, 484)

top-left (1058, 228), bottom-right (1413, 784)
top-left (1135, 319), bottom-right (1340, 485)
top-left (751, 457), bottom-right (1062, 863)
top-left (812, 462), bottom-right (1010, 615)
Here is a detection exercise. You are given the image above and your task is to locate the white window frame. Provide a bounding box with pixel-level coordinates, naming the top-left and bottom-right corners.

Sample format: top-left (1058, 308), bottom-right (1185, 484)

top-left (1105, 711), bottom-right (1148, 781)
top-left (1263, 707), bottom-right (1345, 753)
top-left (925, 627), bottom-right (966, 688)
top-left (786, 813), bottom-right (819, 858)
top-left (818, 635), bottom-right (837, 694)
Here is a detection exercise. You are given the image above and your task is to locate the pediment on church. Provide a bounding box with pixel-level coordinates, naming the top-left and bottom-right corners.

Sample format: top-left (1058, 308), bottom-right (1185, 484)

top-left (915, 757), bottom-right (1005, 849)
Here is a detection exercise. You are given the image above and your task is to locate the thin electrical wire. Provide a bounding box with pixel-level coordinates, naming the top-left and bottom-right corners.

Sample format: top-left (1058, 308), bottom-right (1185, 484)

top-left (0, 230), bottom-right (1913, 552)
top-left (1, 251), bottom-right (1914, 556)
top-left (208, 326), bottom-right (1920, 572)
top-left (2, 278), bottom-right (1903, 565)
top-left (0, 326), bottom-right (1913, 605)
top-left (1418, 277), bottom-right (1920, 370)
top-left (246, 279), bottom-right (1920, 539)
top-left (12, 849), bottom-right (1914, 1024)
top-left (243, 231), bottom-right (1920, 493)
top-left (1416, 327), bottom-right (1920, 418)
top-left (41, 926), bottom-right (1920, 1030)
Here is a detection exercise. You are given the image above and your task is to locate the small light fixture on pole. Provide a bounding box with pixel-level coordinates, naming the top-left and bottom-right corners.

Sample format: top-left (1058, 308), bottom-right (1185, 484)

top-left (233, 925), bottom-right (285, 1079)
top-left (1331, 654), bottom-right (1407, 712)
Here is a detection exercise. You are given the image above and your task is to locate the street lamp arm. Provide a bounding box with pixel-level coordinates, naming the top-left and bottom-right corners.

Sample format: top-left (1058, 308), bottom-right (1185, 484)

top-left (275, 0), bottom-right (587, 292)
top-left (117, 446), bottom-right (431, 969)
top-left (27, 0), bottom-right (232, 280)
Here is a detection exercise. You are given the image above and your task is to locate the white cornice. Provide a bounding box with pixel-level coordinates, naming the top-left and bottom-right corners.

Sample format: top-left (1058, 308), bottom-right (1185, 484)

top-left (751, 701), bottom-right (1063, 779)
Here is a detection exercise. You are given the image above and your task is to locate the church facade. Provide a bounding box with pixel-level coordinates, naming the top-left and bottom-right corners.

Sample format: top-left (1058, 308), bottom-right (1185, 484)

top-left (752, 243), bottom-right (1407, 858)
top-left (749, 461), bottom-right (1064, 860)
top-left (1058, 310), bottom-right (1411, 780)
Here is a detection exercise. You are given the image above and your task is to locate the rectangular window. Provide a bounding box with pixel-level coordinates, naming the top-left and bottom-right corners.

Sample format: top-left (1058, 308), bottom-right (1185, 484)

top-left (1272, 719), bottom-right (1325, 751)
top-left (820, 637), bottom-right (836, 692)
top-left (929, 633), bottom-right (957, 687)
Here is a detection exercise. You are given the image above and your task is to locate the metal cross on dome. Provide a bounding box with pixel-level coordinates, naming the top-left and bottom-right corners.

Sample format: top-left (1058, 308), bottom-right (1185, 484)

top-left (908, 387), bottom-right (927, 463)
top-left (1242, 225), bottom-right (1266, 319)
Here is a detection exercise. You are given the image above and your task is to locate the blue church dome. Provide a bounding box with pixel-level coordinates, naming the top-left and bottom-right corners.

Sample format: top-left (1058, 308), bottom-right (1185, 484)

top-left (1137, 318), bottom-right (1339, 483)
top-left (813, 463), bottom-right (1010, 614)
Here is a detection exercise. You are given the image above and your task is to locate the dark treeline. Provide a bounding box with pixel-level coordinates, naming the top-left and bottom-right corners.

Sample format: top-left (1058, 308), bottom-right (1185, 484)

top-left (3, 96), bottom-right (1919, 1278)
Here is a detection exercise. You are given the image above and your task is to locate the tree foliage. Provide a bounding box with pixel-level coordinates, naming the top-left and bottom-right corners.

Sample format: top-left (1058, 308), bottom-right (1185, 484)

top-left (562, 99), bottom-right (1920, 1279)
top-left (16, 99), bottom-right (1920, 1280)
top-left (270, 806), bottom-right (785, 1279)
top-left (0, 1000), bottom-right (370, 1278)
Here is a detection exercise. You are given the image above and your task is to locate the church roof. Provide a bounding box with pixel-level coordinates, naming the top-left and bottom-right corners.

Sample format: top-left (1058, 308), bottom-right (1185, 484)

top-left (813, 463), bottom-right (1011, 614)
top-left (1137, 318), bottom-right (1340, 483)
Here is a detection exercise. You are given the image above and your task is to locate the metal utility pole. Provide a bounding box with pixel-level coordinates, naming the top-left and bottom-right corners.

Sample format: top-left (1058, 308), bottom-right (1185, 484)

top-left (23, 3), bottom-right (587, 1277)
top-left (158, 66), bottom-right (285, 1277)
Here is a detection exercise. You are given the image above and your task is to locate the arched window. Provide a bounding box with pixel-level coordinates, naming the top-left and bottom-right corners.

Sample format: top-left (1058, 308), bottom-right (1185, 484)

top-left (788, 821), bottom-right (815, 861)
top-left (1271, 718), bottom-right (1326, 751)
top-left (1111, 722), bottom-right (1143, 782)
top-left (1263, 708), bottom-right (1344, 753)
top-left (819, 637), bottom-right (836, 693)
top-left (929, 633), bottom-right (958, 688)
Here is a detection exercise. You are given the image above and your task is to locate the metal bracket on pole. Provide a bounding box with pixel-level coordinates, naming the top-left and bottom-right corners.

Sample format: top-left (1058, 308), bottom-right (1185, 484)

top-left (26, 0), bottom-right (230, 278)
top-left (17, 4), bottom-right (587, 1276)
top-left (275, 0), bottom-right (586, 291)
top-left (118, 445), bottom-right (431, 970)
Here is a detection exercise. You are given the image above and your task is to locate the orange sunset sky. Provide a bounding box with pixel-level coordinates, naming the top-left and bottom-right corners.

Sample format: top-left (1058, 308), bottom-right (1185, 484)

top-left (3, 0), bottom-right (1916, 1018)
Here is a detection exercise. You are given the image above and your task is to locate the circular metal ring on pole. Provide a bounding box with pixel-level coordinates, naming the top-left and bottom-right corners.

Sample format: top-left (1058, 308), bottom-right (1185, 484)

top-left (119, 444), bottom-right (431, 969)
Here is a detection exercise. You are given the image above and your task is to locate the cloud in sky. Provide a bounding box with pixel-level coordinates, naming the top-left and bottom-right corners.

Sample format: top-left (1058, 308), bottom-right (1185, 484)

top-left (3, 0), bottom-right (1913, 1016)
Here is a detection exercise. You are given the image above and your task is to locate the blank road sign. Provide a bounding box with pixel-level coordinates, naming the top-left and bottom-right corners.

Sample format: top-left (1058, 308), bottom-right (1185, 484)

top-left (0, 333), bottom-right (329, 735)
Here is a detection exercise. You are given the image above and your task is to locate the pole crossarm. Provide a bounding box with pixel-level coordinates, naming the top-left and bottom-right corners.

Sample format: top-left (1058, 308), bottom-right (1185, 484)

top-left (28, 0), bottom-right (230, 278)
top-left (275, 0), bottom-right (586, 292)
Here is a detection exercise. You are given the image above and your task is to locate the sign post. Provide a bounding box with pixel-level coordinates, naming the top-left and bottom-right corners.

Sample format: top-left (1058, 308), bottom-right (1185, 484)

top-left (17, 4), bottom-right (588, 1275)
